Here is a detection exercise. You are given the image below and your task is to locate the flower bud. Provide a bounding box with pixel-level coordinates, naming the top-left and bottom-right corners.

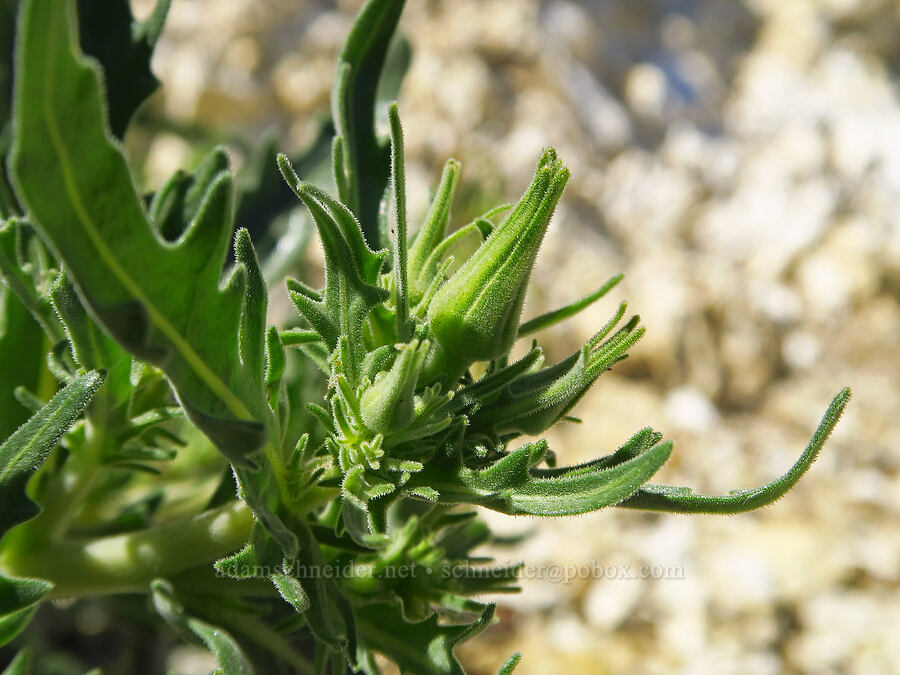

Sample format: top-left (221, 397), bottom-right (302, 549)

top-left (424, 149), bottom-right (569, 380)
top-left (360, 339), bottom-right (429, 433)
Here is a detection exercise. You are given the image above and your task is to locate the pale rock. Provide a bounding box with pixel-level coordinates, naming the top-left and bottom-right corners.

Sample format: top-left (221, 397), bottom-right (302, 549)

top-left (625, 63), bottom-right (668, 119)
top-left (145, 133), bottom-right (192, 190)
top-left (583, 577), bottom-right (643, 631)
top-left (782, 330), bottom-right (821, 371)
top-left (706, 547), bottom-right (775, 611)
top-left (548, 612), bottom-right (598, 654)
top-left (664, 386), bottom-right (720, 432)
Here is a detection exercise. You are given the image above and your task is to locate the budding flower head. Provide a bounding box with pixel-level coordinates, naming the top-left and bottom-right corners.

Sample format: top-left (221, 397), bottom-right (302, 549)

top-left (360, 339), bottom-right (429, 433)
top-left (425, 149), bottom-right (569, 378)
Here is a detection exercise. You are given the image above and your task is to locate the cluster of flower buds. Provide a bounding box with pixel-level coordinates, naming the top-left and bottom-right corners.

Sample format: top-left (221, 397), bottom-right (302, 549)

top-left (278, 125), bottom-right (671, 547)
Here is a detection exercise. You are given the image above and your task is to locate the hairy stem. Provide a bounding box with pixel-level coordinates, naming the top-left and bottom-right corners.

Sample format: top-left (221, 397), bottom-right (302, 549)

top-left (0, 501), bottom-right (253, 598)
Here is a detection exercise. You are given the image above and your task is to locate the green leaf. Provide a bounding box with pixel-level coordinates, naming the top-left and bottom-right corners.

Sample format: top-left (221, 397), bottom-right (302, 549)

top-left (0, 285), bottom-right (44, 439)
top-left (234, 124), bottom-right (333, 259)
top-left (332, 0), bottom-right (406, 243)
top-left (76, 0), bottom-right (170, 137)
top-left (0, 0), bottom-right (20, 219)
top-left (292, 519), bottom-right (355, 653)
top-left (410, 436), bottom-right (672, 516)
top-left (0, 370), bottom-right (104, 540)
top-left (271, 572), bottom-right (310, 614)
top-left (497, 652), bottom-right (522, 675)
top-left (147, 147), bottom-right (231, 243)
top-left (408, 159), bottom-right (460, 293)
top-left (388, 102), bottom-right (411, 341)
top-left (356, 600), bottom-right (493, 675)
top-left (49, 269), bottom-right (135, 406)
top-left (468, 312), bottom-right (644, 437)
top-left (280, 156), bottom-right (388, 363)
top-left (151, 579), bottom-right (254, 675)
top-left (0, 606), bottom-right (38, 647)
top-left (517, 273), bottom-right (623, 337)
top-left (0, 219), bottom-right (64, 342)
top-left (10, 0), bottom-right (268, 464)
top-left (0, 571), bottom-right (53, 647)
top-left (1, 648), bottom-right (31, 675)
top-left (618, 388), bottom-right (851, 513)
top-left (0, 575), bottom-right (53, 617)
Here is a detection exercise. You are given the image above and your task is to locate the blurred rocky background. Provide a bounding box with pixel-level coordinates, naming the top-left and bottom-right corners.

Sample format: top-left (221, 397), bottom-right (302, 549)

top-left (131, 0), bottom-right (900, 672)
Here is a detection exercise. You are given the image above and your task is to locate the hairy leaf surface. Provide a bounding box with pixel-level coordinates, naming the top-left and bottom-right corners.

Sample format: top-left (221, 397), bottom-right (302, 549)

top-left (10, 0), bottom-right (268, 464)
top-left (0, 370), bottom-right (104, 540)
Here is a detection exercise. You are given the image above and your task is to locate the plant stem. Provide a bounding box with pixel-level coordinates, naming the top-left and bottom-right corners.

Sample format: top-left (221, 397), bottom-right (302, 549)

top-left (0, 501), bottom-right (253, 598)
top-left (37, 416), bottom-right (107, 540)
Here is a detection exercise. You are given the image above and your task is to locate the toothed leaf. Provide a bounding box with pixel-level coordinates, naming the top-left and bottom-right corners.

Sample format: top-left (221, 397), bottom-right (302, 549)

top-left (10, 0), bottom-right (269, 465)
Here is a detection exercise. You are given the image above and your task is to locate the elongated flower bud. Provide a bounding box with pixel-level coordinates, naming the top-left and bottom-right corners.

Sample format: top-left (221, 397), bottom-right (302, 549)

top-left (360, 339), bottom-right (429, 432)
top-left (424, 150), bottom-right (569, 381)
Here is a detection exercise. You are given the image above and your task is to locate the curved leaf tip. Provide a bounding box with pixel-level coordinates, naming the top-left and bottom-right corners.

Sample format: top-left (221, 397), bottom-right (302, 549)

top-left (618, 387), bottom-right (851, 514)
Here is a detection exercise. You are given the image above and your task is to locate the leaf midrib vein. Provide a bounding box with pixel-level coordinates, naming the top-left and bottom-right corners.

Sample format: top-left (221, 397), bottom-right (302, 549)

top-left (39, 10), bottom-right (251, 422)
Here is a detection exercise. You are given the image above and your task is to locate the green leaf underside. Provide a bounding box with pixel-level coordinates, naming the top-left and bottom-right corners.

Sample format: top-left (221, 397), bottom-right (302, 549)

top-left (333, 0), bottom-right (407, 244)
top-left (0, 572), bottom-right (53, 647)
top-left (618, 388), bottom-right (851, 513)
top-left (151, 579), bottom-right (254, 675)
top-left (0, 370), bottom-right (104, 540)
top-left (411, 437), bottom-right (672, 516)
top-left (10, 0), bottom-right (266, 462)
top-left (356, 601), bottom-right (493, 675)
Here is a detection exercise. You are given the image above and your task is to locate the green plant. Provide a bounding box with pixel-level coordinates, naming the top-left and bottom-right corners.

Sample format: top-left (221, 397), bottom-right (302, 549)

top-left (0, 0), bottom-right (850, 673)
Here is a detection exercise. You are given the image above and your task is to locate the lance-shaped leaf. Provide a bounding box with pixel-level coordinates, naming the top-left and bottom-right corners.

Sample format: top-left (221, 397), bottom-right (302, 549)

top-left (408, 435), bottom-right (672, 516)
top-left (1, 0), bottom-right (20, 219)
top-left (332, 0), bottom-right (407, 243)
top-left (0, 370), bottom-right (104, 540)
top-left (408, 159), bottom-right (460, 293)
top-left (1, 649), bottom-right (30, 674)
top-left (151, 579), bottom-right (254, 675)
top-left (291, 518), bottom-right (356, 653)
top-left (76, 0), bottom-right (170, 138)
top-left (518, 273), bottom-right (623, 337)
top-left (356, 600), bottom-right (494, 675)
top-left (10, 0), bottom-right (268, 464)
top-left (0, 573), bottom-right (54, 647)
top-left (412, 222), bottom-right (483, 313)
top-left (0, 286), bottom-right (44, 439)
top-left (618, 388), bottom-right (851, 514)
top-left (468, 311), bottom-right (644, 437)
top-left (387, 103), bottom-right (411, 341)
top-left (449, 344), bottom-right (543, 414)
